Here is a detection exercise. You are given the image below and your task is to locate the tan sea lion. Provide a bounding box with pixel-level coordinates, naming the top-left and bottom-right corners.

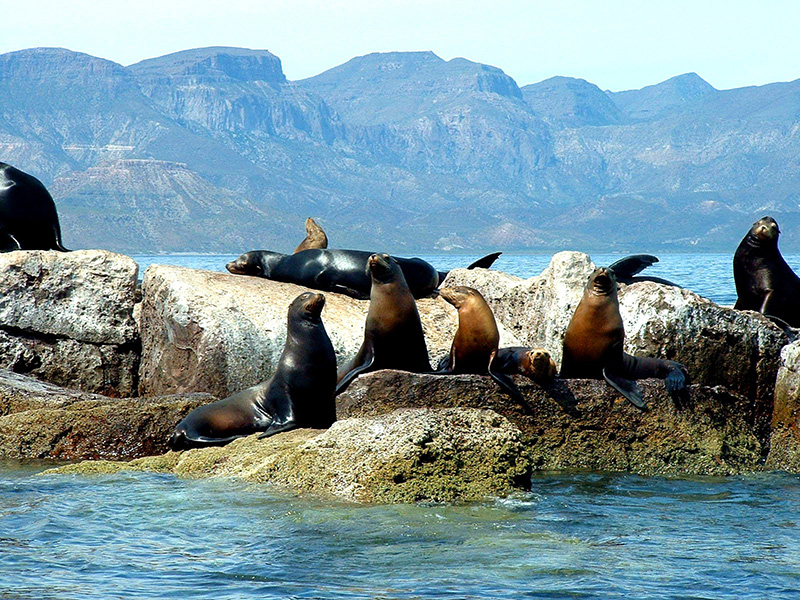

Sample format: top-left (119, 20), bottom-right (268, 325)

top-left (336, 253), bottom-right (431, 394)
top-left (435, 286), bottom-right (530, 410)
top-left (560, 267), bottom-right (688, 408)
top-left (169, 292), bottom-right (337, 449)
top-left (491, 347), bottom-right (557, 384)
top-left (293, 217), bottom-right (328, 253)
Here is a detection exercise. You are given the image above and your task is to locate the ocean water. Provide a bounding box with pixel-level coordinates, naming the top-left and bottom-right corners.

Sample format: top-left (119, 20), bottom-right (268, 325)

top-left (4, 251), bottom-right (800, 598)
top-left (130, 251), bottom-right (800, 307)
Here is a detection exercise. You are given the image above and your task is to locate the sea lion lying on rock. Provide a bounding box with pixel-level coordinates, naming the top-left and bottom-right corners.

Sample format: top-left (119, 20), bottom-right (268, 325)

top-left (169, 292), bottom-right (337, 449)
top-left (560, 267), bottom-right (688, 408)
top-left (490, 347), bottom-right (558, 384)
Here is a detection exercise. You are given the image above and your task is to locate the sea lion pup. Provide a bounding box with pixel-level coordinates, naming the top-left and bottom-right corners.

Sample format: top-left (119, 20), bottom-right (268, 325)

top-left (434, 286), bottom-right (530, 410)
top-left (491, 347), bottom-right (557, 384)
top-left (734, 216), bottom-right (800, 327)
top-left (560, 267), bottom-right (688, 409)
top-left (336, 253), bottom-right (431, 395)
top-left (293, 217), bottom-right (328, 253)
top-left (0, 162), bottom-right (68, 251)
top-left (169, 292), bottom-right (337, 450)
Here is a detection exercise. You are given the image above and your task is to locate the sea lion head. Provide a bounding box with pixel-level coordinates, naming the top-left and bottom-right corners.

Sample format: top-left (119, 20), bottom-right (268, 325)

top-left (520, 347), bottom-right (556, 380)
top-left (438, 286), bottom-right (480, 309)
top-left (226, 251), bottom-right (279, 277)
top-left (587, 267), bottom-right (617, 296)
top-left (367, 253), bottom-right (399, 283)
top-left (291, 291), bottom-right (326, 323)
top-left (751, 216), bottom-right (780, 243)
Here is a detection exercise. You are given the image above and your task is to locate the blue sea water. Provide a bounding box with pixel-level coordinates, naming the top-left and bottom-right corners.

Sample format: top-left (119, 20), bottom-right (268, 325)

top-left (4, 251), bottom-right (800, 598)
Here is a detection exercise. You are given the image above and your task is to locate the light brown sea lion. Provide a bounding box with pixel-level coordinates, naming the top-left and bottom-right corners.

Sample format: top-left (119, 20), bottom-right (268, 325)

top-left (293, 217), bottom-right (328, 253)
top-left (169, 292), bottom-right (337, 449)
top-left (734, 216), bottom-right (800, 328)
top-left (435, 286), bottom-right (529, 410)
top-left (491, 347), bottom-right (557, 384)
top-left (560, 267), bottom-right (688, 408)
top-left (336, 253), bottom-right (431, 394)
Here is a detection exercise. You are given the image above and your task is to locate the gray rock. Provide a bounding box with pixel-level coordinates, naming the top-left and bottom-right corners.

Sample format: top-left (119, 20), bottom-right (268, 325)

top-left (765, 341), bottom-right (800, 471)
top-left (337, 370), bottom-right (764, 476)
top-left (139, 265), bottom-right (515, 398)
top-left (0, 369), bottom-right (213, 460)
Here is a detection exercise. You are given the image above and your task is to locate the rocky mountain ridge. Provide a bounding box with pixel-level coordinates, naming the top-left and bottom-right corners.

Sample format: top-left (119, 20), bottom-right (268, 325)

top-left (1, 46), bottom-right (799, 252)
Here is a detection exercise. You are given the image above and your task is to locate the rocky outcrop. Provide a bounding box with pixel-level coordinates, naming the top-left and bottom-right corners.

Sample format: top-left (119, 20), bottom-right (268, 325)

top-left (0, 370), bottom-right (213, 460)
top-left (46, 407), bottom-right (531, 504)
top-left (0, 250), bottom-right (140, 395)
top-left (138, 265), bottom-right (522, 398)
top-left (765, 341), bottom-right (800, 471)
top-left (337, 370), bottom-right (763, 477)
top-left (445, 251), bottom-right (788, 442)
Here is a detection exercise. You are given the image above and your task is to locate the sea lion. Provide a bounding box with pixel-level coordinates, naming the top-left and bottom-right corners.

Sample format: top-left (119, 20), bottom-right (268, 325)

top-left (336, 253), bottom-right (430, 394)
top-left (169, 292), bottom-right (337, 450)
top-left (226, 249), bottom-right (441, 299)
top-left (733, 216), bottom-right (800, 327)
top-left (560, 267), bottom-right (688, 408)
top-left (293, 217), bottom-right (328, 253)
top-left (491, 347), bottom-right (557, 384)
top-left (434, 286), bottom-right (529, 410)
top-left (0, 162), bottom-right (68, 252)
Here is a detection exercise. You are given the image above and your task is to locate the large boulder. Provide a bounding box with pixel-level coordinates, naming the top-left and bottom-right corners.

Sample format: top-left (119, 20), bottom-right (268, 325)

top-left (0, 250), bottom-right (140, 395)
top-left (445, 251), bottom-right (788, 440)
top-left (138, 265), bottom-right (521, 398)
top-left (337, 370), bottom-right (764, 476)
top-left (765, 341), bottom-right (800, 471)
top-left (45, 407), bottom-right (532, 504)
top-left (0, 369), bottom-right (212, 460)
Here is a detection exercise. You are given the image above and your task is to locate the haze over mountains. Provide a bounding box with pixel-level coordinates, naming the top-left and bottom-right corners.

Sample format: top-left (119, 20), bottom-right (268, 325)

top-left (1, 46), bottom-right (799, 253)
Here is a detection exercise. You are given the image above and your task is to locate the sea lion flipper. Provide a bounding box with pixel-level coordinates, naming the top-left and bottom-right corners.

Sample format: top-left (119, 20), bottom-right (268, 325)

top-left (331, 285), bottom-right (369, 300)
top-left (488, 354), bottom-right (533, 415)
top-left (602, 368), bottom-right (646, 409)
top-left (467, 252), bottom-right (502, 270)
top-left (257, 420), bottom-right (298, 439)
top-left (608, 254), bottom-right (659, 281)
top-left (335, 346), bottom-right (376, 395)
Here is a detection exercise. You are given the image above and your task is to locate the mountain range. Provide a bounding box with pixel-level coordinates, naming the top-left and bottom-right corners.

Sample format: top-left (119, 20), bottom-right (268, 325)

top-left (1, 46), bottom-right (799, 254)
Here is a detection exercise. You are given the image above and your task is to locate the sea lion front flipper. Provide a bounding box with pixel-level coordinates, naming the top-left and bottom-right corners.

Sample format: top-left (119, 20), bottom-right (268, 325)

top-left (335, 345), bottom-right (376, 395)
top-left (330, 285), bottom-right (370, 300)
top-left (602, 368), bottom-right (646, 409)
top-left (488, 350), bottom-right (533, 414)
top-left (608, 254), bottom-right (658, 281)
top-left (257, 420), bottom-right (298, 439)
top-left (467, 252), bottom-right (502, 270)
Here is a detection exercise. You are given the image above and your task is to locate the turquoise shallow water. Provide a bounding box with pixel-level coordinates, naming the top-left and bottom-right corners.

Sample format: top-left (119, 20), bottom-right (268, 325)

top-left (2, 461), bottom-right (800, 599)
top-left (130, 251), bottom-right (800, 307)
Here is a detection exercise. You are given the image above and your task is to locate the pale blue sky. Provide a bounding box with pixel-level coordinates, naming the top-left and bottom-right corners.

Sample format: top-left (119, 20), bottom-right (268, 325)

top-left (2, 0), bottom-right (798, 91)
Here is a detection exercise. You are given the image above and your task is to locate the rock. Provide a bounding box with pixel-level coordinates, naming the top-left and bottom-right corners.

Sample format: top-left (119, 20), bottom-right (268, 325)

top-left (0, 250), bottom-right (140, 395)
top-left (138, 265), bottom-right (523, 398)
top-left (765, 341), bottom-right (800, 471)
top-left (0, 369), bottom-right (212, 460)
top-left (337, 370), bottom-right (763, 476)
top-left (446, 251), bottom-right (787, 441)
top-left (45, 407), bottom-right (532, 504)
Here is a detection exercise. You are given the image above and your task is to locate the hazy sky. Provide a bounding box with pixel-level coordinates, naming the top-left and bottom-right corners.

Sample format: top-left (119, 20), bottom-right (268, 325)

top-left (2, 0), bottom-right (799, 91)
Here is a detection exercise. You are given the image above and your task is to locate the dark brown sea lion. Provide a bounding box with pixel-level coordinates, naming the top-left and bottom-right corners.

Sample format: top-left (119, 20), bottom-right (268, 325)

top-left (491, 347), bottom-right (557, 384)
top-left (169, 292), bottom-right (337, 450)
top-left (0, 162), bottom-right (68, 252)
top-left (434, 286), bottom-right (529, 410)
top-left (293, 217), bottom-right (328, 253)
top-left (733, 216), bottom-right (800, 327)
top-left (336, 253), bottom-right (431, 394)
top-left (560, 267), bottom-right (688, 408)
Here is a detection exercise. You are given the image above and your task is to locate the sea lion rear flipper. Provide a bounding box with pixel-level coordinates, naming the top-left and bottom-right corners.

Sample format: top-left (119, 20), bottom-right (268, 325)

top-left (335, 346), bottom-right (376, 395)
top-left (608, 254), bottom-right (658, 281)
top-left (602, 368), bottom-right (646, 409)
top-left (488, 350), bottom-right (533, 414)
top-left (467, 252), bottom-right (502, 270)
